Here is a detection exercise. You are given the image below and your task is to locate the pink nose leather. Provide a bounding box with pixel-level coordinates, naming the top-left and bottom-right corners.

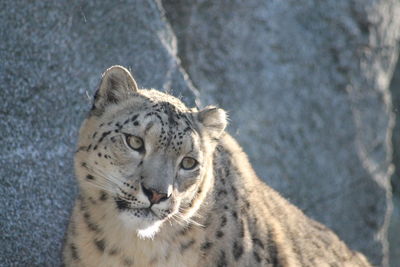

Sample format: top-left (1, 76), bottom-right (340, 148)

top-left (142, 185), bottom-right (168, 204)
top-left (149, 190), bottom-right (166, 204)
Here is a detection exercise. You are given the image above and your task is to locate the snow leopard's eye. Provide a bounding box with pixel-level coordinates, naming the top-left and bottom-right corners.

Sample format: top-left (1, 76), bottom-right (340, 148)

top-left (125, 134), bottom-right (144, 152)
top-left (180, 157), bottom-right (198, 170)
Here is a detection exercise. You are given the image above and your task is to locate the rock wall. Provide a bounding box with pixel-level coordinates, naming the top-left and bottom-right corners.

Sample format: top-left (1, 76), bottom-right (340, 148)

top-left (389, 55), bottom-right (400, 266)
top-left (1, 0), bottom-right (399, 266)
top-left (0, 1), bottom-right (197, 266)
top-left (163, 1), bottom-right (400, 266)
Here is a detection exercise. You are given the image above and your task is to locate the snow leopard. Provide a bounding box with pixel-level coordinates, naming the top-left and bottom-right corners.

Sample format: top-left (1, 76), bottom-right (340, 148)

top-left (63, 65), bottom-right (371, 267)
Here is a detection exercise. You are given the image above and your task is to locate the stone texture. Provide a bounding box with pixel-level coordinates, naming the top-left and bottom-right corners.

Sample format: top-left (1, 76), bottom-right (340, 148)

top-left (164, 0), bottom-right (400, 266)
top-left (2, 0), bottom-right (400, 266)
top-left (389, 55), bottom-right (400, 267)
top-left (0, 1), bottom-right (197, 266)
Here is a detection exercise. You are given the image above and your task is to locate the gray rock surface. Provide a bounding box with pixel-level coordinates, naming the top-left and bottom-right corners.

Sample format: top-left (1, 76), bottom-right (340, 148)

top-left (389, 56), bottom-right (400, 267)
top-left (164, 0), bottom-right (400, 266)
top-left (0, 1), bottom-right (197, 266)
top-left (1, 0), bottom-right (400, 266)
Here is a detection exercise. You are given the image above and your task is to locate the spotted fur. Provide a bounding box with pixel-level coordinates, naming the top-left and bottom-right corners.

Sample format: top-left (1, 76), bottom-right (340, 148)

top-left (63, 66), bottom-right (371, 266)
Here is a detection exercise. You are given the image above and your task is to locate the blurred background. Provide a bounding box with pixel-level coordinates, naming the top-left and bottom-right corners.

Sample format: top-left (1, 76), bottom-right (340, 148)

top-left (0, 0), bottom-right (399, 266)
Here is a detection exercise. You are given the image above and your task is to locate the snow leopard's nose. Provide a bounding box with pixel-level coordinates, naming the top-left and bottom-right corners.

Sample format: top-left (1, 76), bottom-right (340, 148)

top-left (141, 183), bottom-right (169, 205)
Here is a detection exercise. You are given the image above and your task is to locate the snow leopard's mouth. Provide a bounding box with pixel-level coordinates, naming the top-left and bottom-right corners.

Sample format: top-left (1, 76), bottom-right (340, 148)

top-left (114, 197), bottom-right (159, 219)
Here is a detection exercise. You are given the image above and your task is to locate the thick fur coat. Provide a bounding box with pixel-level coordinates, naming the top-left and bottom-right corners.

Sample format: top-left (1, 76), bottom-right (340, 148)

top-left (63, 66), bottom-right (371, 267)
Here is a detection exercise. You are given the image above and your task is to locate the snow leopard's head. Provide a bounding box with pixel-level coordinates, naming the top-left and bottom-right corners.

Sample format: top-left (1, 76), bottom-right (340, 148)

top-left (75, 66), bottom-right (227, 238)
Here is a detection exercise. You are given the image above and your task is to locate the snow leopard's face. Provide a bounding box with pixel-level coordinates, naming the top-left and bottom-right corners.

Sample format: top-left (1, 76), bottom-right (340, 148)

top-left (75, 66), bottom-right (226, 238)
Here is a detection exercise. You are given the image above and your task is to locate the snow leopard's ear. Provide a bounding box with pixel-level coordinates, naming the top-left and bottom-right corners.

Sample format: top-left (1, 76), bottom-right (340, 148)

top-left (197, 106), bottom-right (227, 139)
top-left (92, 65), bottom-right (138, 112)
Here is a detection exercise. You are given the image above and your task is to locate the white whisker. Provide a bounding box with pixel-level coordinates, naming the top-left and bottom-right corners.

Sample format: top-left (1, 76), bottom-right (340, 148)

top-left (82, 162), bottom-right (123, 189)
top-left (171, 211), bottom-right (205, 228)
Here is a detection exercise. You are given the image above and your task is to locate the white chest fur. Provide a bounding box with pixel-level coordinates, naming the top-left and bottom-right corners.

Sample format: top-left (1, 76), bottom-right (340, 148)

top-left (73, 203), bottom-right (205, 267)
